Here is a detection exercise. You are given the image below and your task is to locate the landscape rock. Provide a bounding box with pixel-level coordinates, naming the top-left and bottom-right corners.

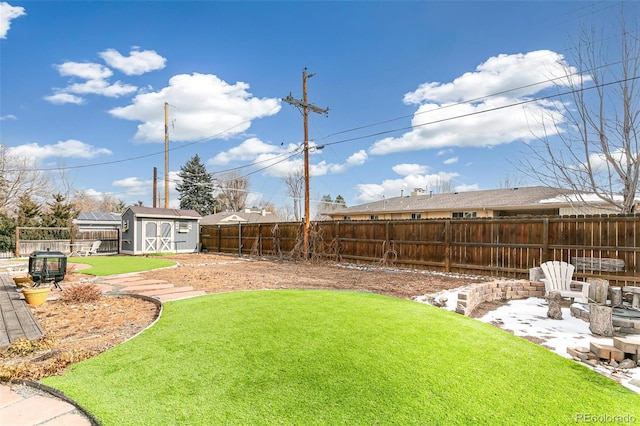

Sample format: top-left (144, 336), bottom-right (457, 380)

top-left (619, 359), bottom-right (637, 369)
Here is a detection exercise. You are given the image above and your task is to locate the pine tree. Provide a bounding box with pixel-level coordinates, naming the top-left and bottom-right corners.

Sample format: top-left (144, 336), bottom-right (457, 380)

top-left (42, 193), bottom-right (77, 227)
top-left (16, 194), bottom-right (41, 228)
top-left (176, 155), bottom-right (217, 215)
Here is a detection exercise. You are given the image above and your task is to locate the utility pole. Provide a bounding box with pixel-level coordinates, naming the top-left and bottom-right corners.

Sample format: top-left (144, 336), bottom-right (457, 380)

top-left (153, 167), bottom-right (158, 208)
top-left (164, 102), bottom-right (169, 208)
top-left (283, 68), bottom-right (329, 258)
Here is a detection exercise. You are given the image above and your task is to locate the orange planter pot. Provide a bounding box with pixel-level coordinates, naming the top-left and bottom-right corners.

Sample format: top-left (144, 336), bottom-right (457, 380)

top-left (13, 276), bottom-right (34, 288)
top-left (22, 287), bottom-right (51, 306)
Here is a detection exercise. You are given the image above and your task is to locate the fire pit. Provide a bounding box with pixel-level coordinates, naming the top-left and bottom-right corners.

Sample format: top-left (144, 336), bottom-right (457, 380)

top-left (28, 249), bottom-right (67, 290)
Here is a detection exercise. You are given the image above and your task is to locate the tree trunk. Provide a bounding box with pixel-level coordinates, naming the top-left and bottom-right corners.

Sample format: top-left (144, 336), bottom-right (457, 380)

top-left (609, 287), bottom-right (622, 308)
top-left (587, 278), bottom-right (609, 304)
top-left (546, 291), bottom-right (562, 319)
top-left (589, 304), bottom-right (614, 337)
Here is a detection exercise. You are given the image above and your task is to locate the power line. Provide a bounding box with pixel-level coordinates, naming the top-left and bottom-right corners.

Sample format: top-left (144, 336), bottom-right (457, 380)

top-left (317, 73), bottom-right (640, 150)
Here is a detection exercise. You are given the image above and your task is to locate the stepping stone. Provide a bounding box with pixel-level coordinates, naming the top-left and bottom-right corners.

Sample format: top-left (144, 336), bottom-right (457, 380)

top-left (137, 286), bottom-right (196, 297)
top-left (156, 290), bottom-right (206, 302)
top-left (122, 283), bottom-right (175, 292)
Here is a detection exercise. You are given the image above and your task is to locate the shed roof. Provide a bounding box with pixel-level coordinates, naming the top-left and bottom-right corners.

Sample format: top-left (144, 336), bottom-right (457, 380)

top-left (126, 206), bottom-right (201, 219)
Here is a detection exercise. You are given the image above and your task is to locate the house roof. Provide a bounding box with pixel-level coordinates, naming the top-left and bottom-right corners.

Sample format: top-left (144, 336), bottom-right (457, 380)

top-left (126, 206), bottom-right (201, 219)
top-left (200, 210), bottom-right (288, 225)
top-left (331, 186), bottom-right (594, 216)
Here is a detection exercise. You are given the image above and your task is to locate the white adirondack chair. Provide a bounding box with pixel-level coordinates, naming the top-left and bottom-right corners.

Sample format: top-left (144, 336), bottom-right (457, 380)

top-left (540, 260), bottom-right (590, 303)
top-left (80, 240), bottom-right (101, 256)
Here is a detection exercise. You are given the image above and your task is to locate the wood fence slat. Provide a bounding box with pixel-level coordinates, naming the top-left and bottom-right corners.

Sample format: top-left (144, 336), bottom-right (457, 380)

top-left (200, 215), bottom-right (640, 284)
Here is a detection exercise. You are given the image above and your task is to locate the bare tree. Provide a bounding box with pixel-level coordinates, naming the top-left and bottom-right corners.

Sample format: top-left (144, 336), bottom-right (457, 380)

top-left (0, 145), bottom-right (51, 215)
top-left (216, 171), bottom-right (249, 212)
top-left (498, 173), bottom-right (527, 189)
top-left (520, 14), bottom-right (640, 213)
top-left (431, 176), bottom-right (454, 194)
top-left (282, 168), bottom-right (304, 221)
top-left (72, 190), bottom-right (126, 213)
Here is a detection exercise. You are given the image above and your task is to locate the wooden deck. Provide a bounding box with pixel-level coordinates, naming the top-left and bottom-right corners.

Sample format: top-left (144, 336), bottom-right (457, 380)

top-left (0, 273), bottom-right (44, 347)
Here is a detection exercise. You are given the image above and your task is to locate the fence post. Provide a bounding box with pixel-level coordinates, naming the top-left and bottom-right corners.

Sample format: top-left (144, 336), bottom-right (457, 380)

top-left (385, 221), bottom-right (390, 253)
top-left (15, 228), bottom-right (19, 257)
top-left (542, 217), bottom-right (549, 263)
top-left (444, 220), bottom-right (451, 272)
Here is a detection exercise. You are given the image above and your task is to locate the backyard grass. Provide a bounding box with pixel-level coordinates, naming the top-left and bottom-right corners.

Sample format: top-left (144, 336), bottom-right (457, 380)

top-left (68, 255), bottom-right (176, 276)
top-left (42, 290), bottom-right (640, 425)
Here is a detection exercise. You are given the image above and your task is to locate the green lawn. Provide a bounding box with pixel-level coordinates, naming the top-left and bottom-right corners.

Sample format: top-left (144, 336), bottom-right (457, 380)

top-left (68, 255), bottom-right (176, 276)
top-left (42, 290), bottom-right (640, 425)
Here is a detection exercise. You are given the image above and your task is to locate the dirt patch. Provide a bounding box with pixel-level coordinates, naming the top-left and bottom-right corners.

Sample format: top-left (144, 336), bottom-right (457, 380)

top-left (1, 253), bottom-right (490, 382)
top-left (140, 254), bottom-right (489, 300)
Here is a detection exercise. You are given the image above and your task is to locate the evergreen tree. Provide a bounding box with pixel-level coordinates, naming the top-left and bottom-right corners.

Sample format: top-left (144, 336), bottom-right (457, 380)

top-left (176, 155), bottom-right (217, 215)
top-left (15, 194), bottom-right (42, 240)
top-left (42, 193), bottom-right (77, 227)
top-left (334, 195), bottom-right (347, 208)
top-left (16, 194), bottom-right (41, 227)
top-left (0, 211), bottom-right (16, 253)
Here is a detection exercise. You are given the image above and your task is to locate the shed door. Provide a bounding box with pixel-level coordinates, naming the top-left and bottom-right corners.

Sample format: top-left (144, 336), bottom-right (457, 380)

top-left (143, 221), bottom-right (174, 253)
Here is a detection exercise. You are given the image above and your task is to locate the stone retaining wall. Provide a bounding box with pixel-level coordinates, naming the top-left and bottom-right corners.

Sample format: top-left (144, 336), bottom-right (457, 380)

top-left (456, 280), bottom-right (545, 316)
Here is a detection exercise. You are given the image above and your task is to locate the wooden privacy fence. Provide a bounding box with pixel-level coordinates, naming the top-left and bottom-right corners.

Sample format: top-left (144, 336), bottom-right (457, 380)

top-left (15, 227), bottom-right (119, 257)
top-left (200, 215), bottom-right (640, 285)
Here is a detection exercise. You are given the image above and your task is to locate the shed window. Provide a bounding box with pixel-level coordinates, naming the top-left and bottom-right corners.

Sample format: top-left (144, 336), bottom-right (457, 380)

top-left (178, 221), bottom-right (190, 233)
top-left (370, 215), bottom-right (379, 220)
top-left (411, 213), bottom-right (422, 219)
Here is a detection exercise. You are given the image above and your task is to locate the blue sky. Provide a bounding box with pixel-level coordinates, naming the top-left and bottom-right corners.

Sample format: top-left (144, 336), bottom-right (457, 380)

top-left (0, 1), bottom-right (634, 215)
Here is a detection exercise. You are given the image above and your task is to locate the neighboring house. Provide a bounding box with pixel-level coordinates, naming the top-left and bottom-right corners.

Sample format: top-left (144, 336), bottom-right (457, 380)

top-left (328, 186), bottom-right (627, 221)
top-left (121, 206), bottom-right (201, 255)
top-left (200, 208), bottom-right (288, 225)
top-left (73, 212), bottom-right (122, 231)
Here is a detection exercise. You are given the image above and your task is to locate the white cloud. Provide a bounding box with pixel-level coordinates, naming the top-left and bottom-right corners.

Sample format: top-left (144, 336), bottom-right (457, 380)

top-left (245, 192), bottom-right (263, 208)
top-left (392, 163), bottom-right (429, 176)
top-left (443, 156), bottom-right (458, 165)
top-left (46, 60), bottom-right (137, 104)
top-left (6, 139), bottom-right (112, 162)
top-left (370, 50), bottom-right (578, 155)
top-left (56, 62), bottom-right (113, 80)
top-left (66, 79), bottom-right (137, 97)
top-left (112, 176), bottom-right (150, 190)
top-left (208, 139), bottom-right (367, 180)
top-left (355, 171), bottom-right (460, 202)
top-left (44, 92), bottom-right (85, 105)
top-left (99, 47), bottom-right (167, 75)
top-left (345, 150), bottom-right (368, 166)
top-left (0, 2), bottom-right (25, 39)
top-left (209, 137), bottom-right (282, 165)
top-left (0, 114), bottom-right (16, 120)
top-left (404, 50), bottom-right (571, 104)
top-left (113, 171), bottom-right (181, 207)
top-left (109, 73), bottom-right (281, 142)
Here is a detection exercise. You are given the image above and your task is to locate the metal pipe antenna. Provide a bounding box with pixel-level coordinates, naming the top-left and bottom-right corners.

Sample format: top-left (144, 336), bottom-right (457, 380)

top-left (164, 102), bottom-right (169, 208)
top-left (282, 68), bottom-right (329, 259)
